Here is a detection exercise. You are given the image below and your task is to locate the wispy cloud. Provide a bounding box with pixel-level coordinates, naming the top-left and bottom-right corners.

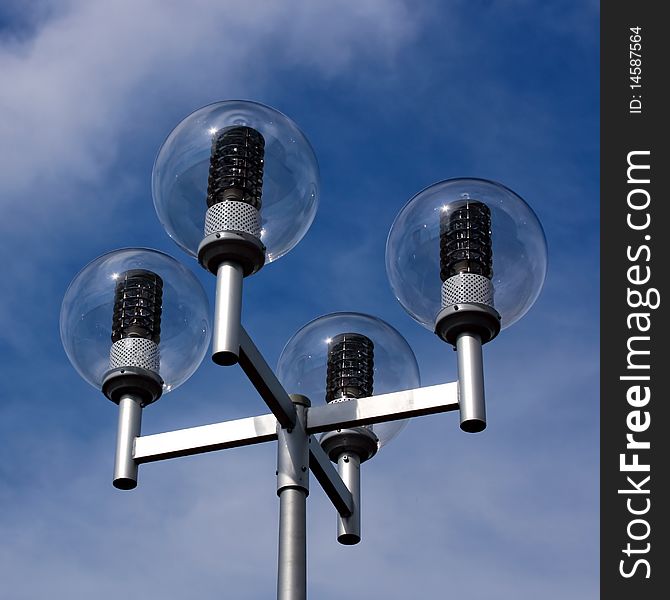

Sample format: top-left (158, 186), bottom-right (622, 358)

top-left (0, 0), bottom-right (419, 205)
top-left (0, 0), bottom-right (422, 351)
top-left (0, 2), bottom-right (598, 598)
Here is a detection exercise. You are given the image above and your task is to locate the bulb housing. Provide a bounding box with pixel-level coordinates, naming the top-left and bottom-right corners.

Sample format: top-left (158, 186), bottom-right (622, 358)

top-left (60, 248), bottom-right (211, 399)
top-left (386, 178), bottom-right (547, 333)
top-left (152, 100), bottom-right (319, 266)
top-left (111, 269), bottom-right (164, 344)
top-left (276, 312), bottom-right (420, 449)
top-left (325, 333), bottom-right (375, 403)
top-left (207, 125), bottom-right (265, 210)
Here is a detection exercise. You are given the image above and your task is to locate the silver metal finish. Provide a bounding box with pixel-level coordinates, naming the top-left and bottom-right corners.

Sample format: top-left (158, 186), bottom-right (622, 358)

top-left (109, 338), bottom-right (160, 372)
top-left (306, 382), bottom-right (459, 433)
top-left (205, 201), bottom-right (262, 238)
top-left (441, 272), bottom-right (494, 308)
top-left (320, 427), bottom-right (378, 464)
top-left (276, 399), bottom-right (310, 494)
top-left (277, 398), bottom-right (309, 600)
top-left (456, 332), bottom-right (487, 432)
top-left (133, 413), bottom-right (278, 463)
top-left (128, 383), bottom-right (457, 467)
top-left (336, 452), bottom-right (361, 545)
top-left (113, 394), bottom-right (143, 490)
top-left (239, 327), bottom-right (297, 429)
top-left (212, 261), bottom-right (244, 365)
top-left (129, 381), bottom-right (456, 499)
top-left (308, 437), bottom-right (353, 517)
top-left (108, 374), bottom-right (460, 597)
top-left (434, 301), bottom-right (501, 346)
top-left (75, 101), bottom-right (512, 600)
top-left (277, 488), bottom-right (307, 600)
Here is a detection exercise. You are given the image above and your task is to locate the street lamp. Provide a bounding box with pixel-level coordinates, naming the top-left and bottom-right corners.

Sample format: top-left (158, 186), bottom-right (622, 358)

top-left (276, 311), bottom-right (420, 545)
top-left (386, 178), bottom-right (547, 431)
top-left (152, 100), bottom-right (319, 366)
top-left (60, 100), bottom-right (547, 600)
top-left (60, 247), bottom-right (212, 489)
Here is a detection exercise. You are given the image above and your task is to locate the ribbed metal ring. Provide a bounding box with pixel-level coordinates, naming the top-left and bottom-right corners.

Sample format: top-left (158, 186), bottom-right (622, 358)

top-left (441, 273), bottom-right (495, 308)
top-left (109, 338), bottom-right (160, 373)
top-left (204, 201), bottom-right (262, 239)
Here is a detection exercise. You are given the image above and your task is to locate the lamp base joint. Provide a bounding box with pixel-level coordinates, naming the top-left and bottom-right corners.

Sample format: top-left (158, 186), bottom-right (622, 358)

top-left (435, 303), bottom-right (501, 346)
top-left (101, 367), bottom-right (163, 406)
top-left (198, 231), bottom-right (265, 276)
top-left (320, 427), bottom-right (378, 463)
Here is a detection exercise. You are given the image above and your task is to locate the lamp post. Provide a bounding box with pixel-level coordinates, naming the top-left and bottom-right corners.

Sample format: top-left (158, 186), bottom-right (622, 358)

top-left (60, 100), bottom-right (547, 600)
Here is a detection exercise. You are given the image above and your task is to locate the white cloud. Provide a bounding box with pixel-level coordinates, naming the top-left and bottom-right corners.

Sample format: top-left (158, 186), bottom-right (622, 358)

top-left (0, 0), bottom-right (419, 205)
top-left (0, 399), bottom-right (597, 599)
top-left (0, 0), bottom-right (421, 351)
top-left (0, 4), bottom-right (599, 598)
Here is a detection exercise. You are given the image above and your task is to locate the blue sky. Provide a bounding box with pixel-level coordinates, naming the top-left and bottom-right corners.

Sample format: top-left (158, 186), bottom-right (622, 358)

top-left (0, 1), bottom-right (599, 598)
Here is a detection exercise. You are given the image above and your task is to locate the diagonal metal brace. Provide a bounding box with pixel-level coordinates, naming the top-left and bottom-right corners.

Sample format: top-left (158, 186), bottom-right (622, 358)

top-left (308, 436), bottom-right (354, 517)
top-left (238, 326), bottom-right (297, 429)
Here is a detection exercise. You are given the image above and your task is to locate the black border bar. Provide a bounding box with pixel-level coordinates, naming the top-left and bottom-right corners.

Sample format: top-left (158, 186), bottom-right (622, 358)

top-left (601, 4), bottom-right (669, 597)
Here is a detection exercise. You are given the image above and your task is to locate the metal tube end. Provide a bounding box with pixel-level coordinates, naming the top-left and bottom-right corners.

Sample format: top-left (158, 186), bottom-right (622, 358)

top-left (460, 416), bottom-right (486, 433)
top-left (113, 395), bottom-right (142, 490)
top-left (212, 262), bottom-right (243, 365)
top-left (336, 453), bottom-right (361, 545)
top-left (456, 332), bottom-right (487, 433)
top-left (211, 350), bottom-right (239, 366)
top-left (337, 532), bottom-right (361, 545)
top-left (113, 476), bottom-right (138, 491)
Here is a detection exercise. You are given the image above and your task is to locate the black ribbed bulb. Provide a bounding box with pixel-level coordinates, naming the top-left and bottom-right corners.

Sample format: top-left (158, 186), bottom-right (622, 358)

top-left (325, 333), bottom-right (374, 403)
top-left (439, 199), bottom-right (493, 281)
top-left (207, 126), bottom-right (265, 210)
top-left (111, 269), bottom-right (163, 344)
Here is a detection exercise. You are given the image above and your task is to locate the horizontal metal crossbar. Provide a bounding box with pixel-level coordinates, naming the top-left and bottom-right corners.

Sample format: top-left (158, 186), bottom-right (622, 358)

top-left (134, 414), bottom-right (354, 516)
top-left (131, 382), bottom-right (458, 514)
top-left (133, 413), bottom-right (278, 463)
top-left (133, 383), bottom-right (458, 464)
top-left (305, 382), bottom-right (459, 433)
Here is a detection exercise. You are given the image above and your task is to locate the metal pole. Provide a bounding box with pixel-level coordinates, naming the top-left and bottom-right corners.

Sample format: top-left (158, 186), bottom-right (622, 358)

top-left (277, 396), bottom-right (310, 600)
top-left (456, 332), bottom-right (486, 433)
top-left (278, 488), bottom-right (307, 600)
top-left (336, 452), bottom-right (361, 545)
top-left (113, 394), bottom-right (142, 489)
top-left (212, 261), bottom-right (243, 366)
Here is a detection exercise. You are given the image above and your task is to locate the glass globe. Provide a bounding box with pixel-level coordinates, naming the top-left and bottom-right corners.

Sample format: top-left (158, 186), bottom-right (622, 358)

top-left (386, 178), bottom-right (548, 331)
top-left (152, 99), bottom-right (320, 263)
top-left (60, 248), bottom-right (211, 395)
top-left (276, 312), bottom-right (420, 448)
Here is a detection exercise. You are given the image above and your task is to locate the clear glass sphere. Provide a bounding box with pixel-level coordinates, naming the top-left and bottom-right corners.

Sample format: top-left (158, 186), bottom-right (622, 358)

top-left (277, 312), bottom-right (420, 448)
top-left (60, 248), bottom-right (211, 395)
top-left (152, 100), bottom-right (320, 263)
top-left (386, 178), bottom-right (548, 330)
